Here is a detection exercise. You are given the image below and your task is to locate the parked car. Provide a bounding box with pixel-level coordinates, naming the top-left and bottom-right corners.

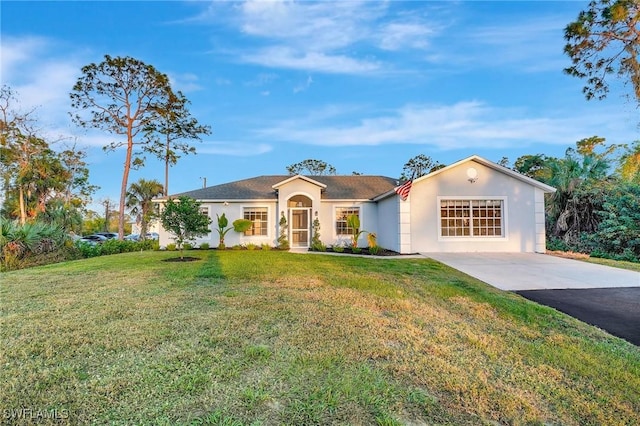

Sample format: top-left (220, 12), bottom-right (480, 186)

top-left (79, 234), bottom-right (108, 245)
top-left (95, 232), bottom-right (118, 239)
top-left (124, 234), bottom-right (140, 241)
top-left (146, 232), bottom-right (159, 240)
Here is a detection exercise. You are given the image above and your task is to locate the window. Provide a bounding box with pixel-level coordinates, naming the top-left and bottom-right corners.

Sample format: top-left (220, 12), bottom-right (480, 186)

top-left (199, 206), bottom-right (209, 217)
top-left (335, 207), bottom-right (359, 235)
top-left (244, 207), bottom-right (268, 236)
top-left (440, 199), bottom-right (503, 237)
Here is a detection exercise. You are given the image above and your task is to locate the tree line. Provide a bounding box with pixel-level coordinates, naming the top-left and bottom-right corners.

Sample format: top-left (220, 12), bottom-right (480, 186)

top-left (2, 0), bottom-right (640, 267)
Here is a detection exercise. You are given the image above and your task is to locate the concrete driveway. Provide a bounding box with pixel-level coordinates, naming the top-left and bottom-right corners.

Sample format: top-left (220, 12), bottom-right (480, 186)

top-left (423, 252), bottom-right (640, 291)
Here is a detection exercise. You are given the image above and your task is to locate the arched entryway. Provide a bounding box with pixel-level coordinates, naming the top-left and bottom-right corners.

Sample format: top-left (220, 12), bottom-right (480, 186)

top-left (288, 195), bottom-right (312, 248)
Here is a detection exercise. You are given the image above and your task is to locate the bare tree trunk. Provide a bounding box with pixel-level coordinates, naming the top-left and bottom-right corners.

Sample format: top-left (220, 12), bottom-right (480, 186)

top-left (164, 133), bottom-right (169, 197)
top-left (18, 185), bottom-right (26, 224)
top-left (119, 123), bottom-right (134, 240)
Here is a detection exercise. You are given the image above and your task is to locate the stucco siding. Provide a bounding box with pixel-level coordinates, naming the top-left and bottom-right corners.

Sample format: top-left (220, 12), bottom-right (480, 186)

top-left (410, 161), bottom-right (539, 253)
top-left (158, 201), bottom-right (278, 248)
top-left (319, 201), bottom-right (378, 248)
top-left (376, 196), bottom-right (400, 252)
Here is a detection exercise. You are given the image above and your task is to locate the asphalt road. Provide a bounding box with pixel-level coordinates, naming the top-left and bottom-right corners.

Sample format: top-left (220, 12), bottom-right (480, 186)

top-left (516, 287), bottom-right (640, 346)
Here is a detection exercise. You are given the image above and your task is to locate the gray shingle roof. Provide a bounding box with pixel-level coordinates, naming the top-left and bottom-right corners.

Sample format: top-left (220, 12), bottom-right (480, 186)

top-left (172, 175), bottom-right (398, 200)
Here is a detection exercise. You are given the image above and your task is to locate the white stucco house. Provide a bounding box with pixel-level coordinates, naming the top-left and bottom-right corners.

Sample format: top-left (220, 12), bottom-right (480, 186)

top-left (156, 155), bottom-right (556, 254)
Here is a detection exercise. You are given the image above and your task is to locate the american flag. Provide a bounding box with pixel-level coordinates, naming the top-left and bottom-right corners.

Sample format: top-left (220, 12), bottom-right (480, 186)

top-left (394, 179), bottom-right (412, 201)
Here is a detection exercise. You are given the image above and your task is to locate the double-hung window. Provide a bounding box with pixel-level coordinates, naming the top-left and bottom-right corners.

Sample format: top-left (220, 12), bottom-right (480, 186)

top-left (440, 199), bottom-right (503, 237)
top-left (335, 207), bottom-right (359, 236)
top-left (244, 207), bottom-right (268, 236)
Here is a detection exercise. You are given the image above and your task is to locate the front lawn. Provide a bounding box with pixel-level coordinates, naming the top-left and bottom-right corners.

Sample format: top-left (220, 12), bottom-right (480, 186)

top-left (1, 250), bottom-right (638, 425)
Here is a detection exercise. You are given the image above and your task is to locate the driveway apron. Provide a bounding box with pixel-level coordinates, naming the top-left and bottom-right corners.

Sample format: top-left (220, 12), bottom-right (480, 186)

top-left (423, 252), bottom-right (640, 291)
top-left (424, 252), bottom-right (640, 345)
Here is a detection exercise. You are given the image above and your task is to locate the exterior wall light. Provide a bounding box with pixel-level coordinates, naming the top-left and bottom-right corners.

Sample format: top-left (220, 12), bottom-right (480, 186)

top-left (467, 167), bottom-right (478, 183)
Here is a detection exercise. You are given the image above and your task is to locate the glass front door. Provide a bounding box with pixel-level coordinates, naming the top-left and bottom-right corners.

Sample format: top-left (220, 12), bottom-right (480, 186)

top-left (290, 208), bottom-right (310, 248)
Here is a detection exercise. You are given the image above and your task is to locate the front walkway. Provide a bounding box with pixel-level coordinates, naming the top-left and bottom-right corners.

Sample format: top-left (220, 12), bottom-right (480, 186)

top-left (423, 252), bottom-right (640, 291)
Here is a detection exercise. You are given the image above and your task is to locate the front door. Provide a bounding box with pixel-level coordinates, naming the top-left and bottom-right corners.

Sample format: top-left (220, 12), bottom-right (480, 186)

top-left (290, 208), bottom-right (310, 248)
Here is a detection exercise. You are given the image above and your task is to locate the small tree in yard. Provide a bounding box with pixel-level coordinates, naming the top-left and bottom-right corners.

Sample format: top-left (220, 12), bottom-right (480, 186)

top-left (347, 214), bottom-right (367, 249)
top-left (277, 213), bottom-right (289, 250)
top-left (310, 216), bottom-right (325, 251)
top-left (160, 196), bottom-right (211, 259)
top-left (214, 213), bottom-right (253, 249)
top-left (215, 213), bottom-right (232, 249)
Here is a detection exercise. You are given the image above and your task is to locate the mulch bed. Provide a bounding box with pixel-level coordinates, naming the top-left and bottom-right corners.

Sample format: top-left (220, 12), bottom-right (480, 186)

top-left (320, 248), bottom-right (402, 256)
top-left (162, 257), bottom-right (202, 262)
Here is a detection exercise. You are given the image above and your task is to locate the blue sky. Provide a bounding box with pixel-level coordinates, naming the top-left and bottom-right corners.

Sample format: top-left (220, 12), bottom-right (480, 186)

top-left (2, 1), bottom-right (639, 207)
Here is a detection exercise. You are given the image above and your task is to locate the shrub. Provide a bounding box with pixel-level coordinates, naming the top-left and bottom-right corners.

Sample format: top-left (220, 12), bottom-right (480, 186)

top-left (332, 245), bottom-right (344, 253)
top-left (367, 232), bottom-right (377, 248)
top-left (277, 213), bottom-right (289, 250)
top-left (246, 243), bottom-right (258, 250)
top-left (546, 237), bottom-right (570, 252)
top-left (311, 242), bottom-right (326, 252)
top-left (368, 245), bottom-right (381, 255)
top-left (233, 219), bottom-right (253, 233)
top-left (199, 242), bottom-right (210, 250)
top-left (351, 247), bottom-right (362, 254)
top-left (166, 243), bottom-right (177, 251)
top-left (183, 243), bottom-right (194, 250)
top-left (261, 243), bottom-right (271, 251)
top-left (1, 220), bottom-right (67, 271)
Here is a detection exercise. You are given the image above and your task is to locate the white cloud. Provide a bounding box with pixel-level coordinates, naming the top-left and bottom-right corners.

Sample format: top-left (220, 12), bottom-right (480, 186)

top-left (256, 101), bottom-right (639, 150)
top-left (378, 22), bottom-right (434, 51)
top-left (198, 0), bottom-right (441, 74)
top-left (293, 75), bottom-right (313, 93)
top-left (238, 0), bottom-right (381, 51)
top-left (197, 141), bottom-right (272, 156)
top-left (169, 72), bottom-right (204, 92)
top-left (0, 36), bottom-right (49, 81)
top-left (0, 36), bottom-right (87, 143)
top-left (241, 46), bottom-right (380, 74)
top-left (448, 15), bottom-right (572, 73)
top-left (244, 72), bottom-right (278, 86)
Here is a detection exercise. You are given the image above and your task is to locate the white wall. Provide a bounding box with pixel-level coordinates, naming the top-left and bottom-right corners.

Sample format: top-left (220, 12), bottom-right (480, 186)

top-left (409, 161), bottom-right (540, 253)
top-left (376, 196), bottom-right (400, 252)
top-left (318, 200), bottom-right (378, 248)
top-left (158, 201), bottom-right (277, 248)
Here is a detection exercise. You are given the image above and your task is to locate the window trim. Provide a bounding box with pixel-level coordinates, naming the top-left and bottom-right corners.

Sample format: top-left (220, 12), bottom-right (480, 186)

top-left (242, 206), bottom-right (269, 237)
top-left (334, 206), bottom-right (361, 238)
top-left (437, 196), bottom-right (508, 241)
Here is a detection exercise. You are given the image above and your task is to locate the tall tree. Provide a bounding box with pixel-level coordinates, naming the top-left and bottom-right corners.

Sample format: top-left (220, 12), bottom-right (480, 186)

top-left (564, 0), bottom-right (640, 104)
top-left (144, 91), bottom-right (211, 196)
top-left (399, 154), bottom-right (443, 180)
top-left (59, 143), bottom-right (98, 209)
top-left (126, 178), bottom-right (164, 240)
top-left (286, 159), bottom-right (337, 175)
top-left (0, 85), bottom-right (43, 224)
top-left (547, 142), bottom-right (611, 243)
top-left (618, 140), bottom-right (640, 182)
top-left (513, 154), bottom-right (553, 182)
top-left (70, 55), bottom-right (174, 239)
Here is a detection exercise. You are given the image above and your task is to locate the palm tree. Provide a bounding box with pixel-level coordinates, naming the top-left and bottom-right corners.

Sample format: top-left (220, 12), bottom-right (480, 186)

top-left (125, 179), bottom-right (164, 240)
top-left (547, 148), bottom-right (610, 242)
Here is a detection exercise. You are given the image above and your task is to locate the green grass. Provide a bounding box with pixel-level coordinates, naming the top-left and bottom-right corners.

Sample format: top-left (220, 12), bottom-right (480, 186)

top-left (1, 251), bottom-right (639, 425)
top-left (584, 256), bottom-right (640, 272)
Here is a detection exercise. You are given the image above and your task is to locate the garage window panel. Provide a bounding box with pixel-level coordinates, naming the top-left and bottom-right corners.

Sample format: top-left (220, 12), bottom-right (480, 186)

top-left (440, 199), bottom-right (503, 237)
